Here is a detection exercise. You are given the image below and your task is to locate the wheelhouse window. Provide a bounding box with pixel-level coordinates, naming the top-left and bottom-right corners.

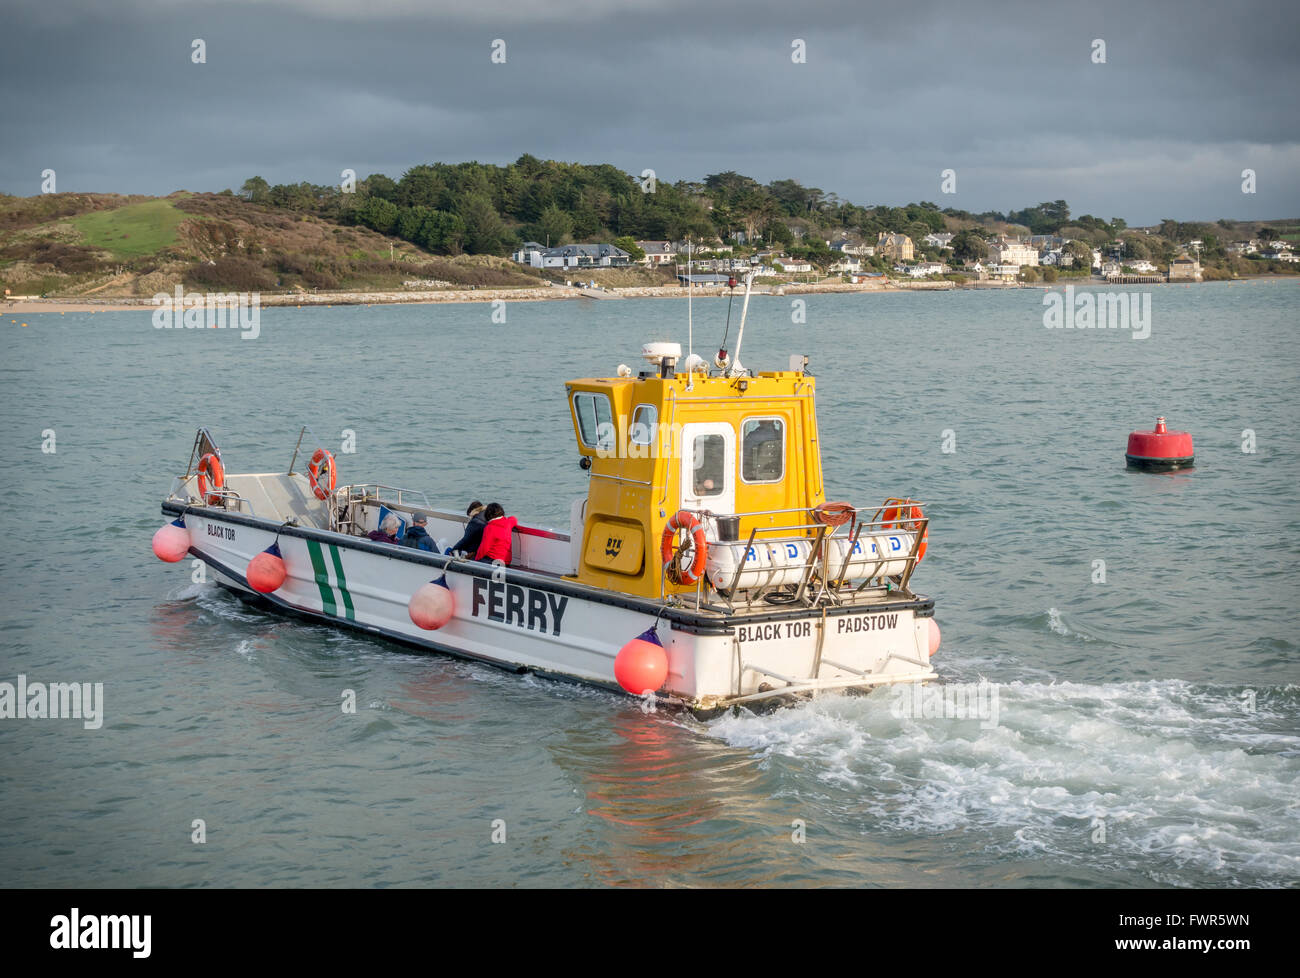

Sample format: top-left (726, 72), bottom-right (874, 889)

top-left (741, 418), bottom-right (785, 483)
top-left (692, 433), bottom-right (726, 496)
top-left (629, 404), bottom-right (657, 446)
top-left (573, 392), bottom-right (614, 451)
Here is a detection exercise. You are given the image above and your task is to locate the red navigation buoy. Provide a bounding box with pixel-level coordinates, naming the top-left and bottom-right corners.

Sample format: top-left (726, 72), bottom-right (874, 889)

top-left (1126, 416), bottom-right (1194, 471)
top-left (247, 542), bottom-right (287, 593)
top-left (614, 627), bottom-right (668, 695)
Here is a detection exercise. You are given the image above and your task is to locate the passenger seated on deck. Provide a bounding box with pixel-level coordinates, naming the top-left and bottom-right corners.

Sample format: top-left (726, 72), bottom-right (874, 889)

top-left (403, 512), bottom-right (438, 552)
top-left (446, 501), bottom-right (487, 556)
top-left (474, 502), bottom-right (517, 565)
top-left (368, 514), bottom-right (401, 544)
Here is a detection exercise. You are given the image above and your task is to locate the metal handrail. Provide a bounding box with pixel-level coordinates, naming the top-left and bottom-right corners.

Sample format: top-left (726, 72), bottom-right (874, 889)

top-left (196, 488), bottom-right (258, 517)
top-left (337, 483), bottom-right (433, 510)
top-left (699, 508), bottom-right (927, 606)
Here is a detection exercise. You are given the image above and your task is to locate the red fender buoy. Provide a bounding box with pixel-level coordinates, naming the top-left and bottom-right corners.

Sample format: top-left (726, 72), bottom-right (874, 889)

top-left (615, 627), bottom-right (668, 695)
top-left (409, 577), bottom-right (454, 630)
top-left (247, 542), bottom-right (287, 593)
top-left (152, 519), bottom-right (190, 562)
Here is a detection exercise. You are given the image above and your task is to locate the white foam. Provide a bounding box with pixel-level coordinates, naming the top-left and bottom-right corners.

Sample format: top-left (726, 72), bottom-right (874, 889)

top-left (706, 679), bottom-right (1300, 885)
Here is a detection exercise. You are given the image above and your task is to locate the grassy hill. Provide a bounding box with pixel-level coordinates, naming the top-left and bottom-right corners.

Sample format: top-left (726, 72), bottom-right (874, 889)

top-left (0, 191), bottom-right (555, 298)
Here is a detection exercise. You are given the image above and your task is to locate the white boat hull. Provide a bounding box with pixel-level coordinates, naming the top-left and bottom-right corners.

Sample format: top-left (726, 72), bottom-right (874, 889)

top-left (170, 504), bottom-right (938, 713)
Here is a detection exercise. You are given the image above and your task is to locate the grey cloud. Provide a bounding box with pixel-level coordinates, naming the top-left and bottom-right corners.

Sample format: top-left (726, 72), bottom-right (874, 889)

top-left (0, 0), bottom-right (1295, 223)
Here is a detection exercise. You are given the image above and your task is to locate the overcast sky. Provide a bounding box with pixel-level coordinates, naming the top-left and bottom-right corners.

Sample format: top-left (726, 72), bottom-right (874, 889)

top-left (1, 0), bottom-right (1296, 225)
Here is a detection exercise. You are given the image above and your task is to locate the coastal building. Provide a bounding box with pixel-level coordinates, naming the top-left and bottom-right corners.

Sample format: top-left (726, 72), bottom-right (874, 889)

top-left (511, 241), bottom-right (547, 264)
top-left (1167, 256), bottom-right (1202, 281)
top-left (776, 257), bottom-right (814, 273)
top-left (832, 239), bottom-right (875, 258)
top-left (514, 243), bottom-right (633, 269)
top-left (988, 264), bottom-right (1019, 282)
top-left (988, 238), bottom-right (1038, 267)
top-left (921, 232), bottom-right (954, 250)
top-left (907, 262), bottom-right (948, 277)
top-left (876, 232), bottom-right (915, 262)
top-left (635, 241), bottom-right (676, 266)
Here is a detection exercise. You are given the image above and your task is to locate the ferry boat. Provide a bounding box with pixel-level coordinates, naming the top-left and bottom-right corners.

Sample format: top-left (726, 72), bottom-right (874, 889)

top-left (153, 288), bottom-right (940, 715)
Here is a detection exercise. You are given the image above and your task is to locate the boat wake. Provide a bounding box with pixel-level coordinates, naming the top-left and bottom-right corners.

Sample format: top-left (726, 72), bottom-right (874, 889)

top-left (705, 679), bottom-right (1300, 887)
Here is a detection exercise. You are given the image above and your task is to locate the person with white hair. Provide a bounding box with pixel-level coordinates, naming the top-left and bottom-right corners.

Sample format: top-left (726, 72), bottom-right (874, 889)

top-left (367, 513), bottom-right (401, 544)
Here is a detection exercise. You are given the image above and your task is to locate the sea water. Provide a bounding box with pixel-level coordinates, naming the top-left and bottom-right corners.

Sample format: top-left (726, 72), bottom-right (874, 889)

top-left (0, 280), bottom-right (1295, 887)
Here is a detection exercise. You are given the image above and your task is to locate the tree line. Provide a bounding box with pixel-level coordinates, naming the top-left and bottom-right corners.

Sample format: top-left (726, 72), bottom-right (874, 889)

top-left (234, 158), bottom-right (1257, 263)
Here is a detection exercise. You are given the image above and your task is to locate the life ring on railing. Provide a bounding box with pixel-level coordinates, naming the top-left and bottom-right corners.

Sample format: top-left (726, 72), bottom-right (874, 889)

top-left (812, 501), bottom-right (855, 527)
top-left (196, 453), bottom-right (225, 505)
top-left (308, 449), bottom-right (337, 501)
top-left (660, 510), bottom-right (708, 585)
top-left (882, 500), bottom-right (928, 562)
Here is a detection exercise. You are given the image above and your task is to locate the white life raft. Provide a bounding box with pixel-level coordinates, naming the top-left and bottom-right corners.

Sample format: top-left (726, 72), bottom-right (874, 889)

top-left (706, 531), bottom-right (916, 592)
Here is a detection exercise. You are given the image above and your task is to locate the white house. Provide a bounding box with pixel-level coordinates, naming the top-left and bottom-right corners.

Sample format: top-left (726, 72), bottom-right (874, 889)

top-left (635, 241), bottom-right (676, 266)
top-left (516, 243), bottom-right (633, 269)
top-left (921, 232), bottom-right (954, 250)
top-left (511, 241), bottom-right (547, 264)
top-left (989, 238), bottom-right (1038, 267)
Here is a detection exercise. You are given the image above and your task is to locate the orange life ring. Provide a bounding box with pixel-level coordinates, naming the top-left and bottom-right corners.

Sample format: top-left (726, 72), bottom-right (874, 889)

top-left (308, 448), bottom-right (337, 501)
top-left (196, 453), bottom-right (225, 505)
top-left (660, 510), bottom-right (708, 585)
top-left (882, 500), bottom-right (928, 562)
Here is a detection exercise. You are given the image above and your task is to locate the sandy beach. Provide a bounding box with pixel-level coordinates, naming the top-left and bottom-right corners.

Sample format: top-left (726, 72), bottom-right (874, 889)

top-left (5, 273), bottom-right (1270, 316)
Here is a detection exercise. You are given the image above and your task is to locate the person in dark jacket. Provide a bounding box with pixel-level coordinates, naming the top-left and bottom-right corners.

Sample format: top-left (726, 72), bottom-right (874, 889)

top-left (475, 503), bottom-right (517, 565)
top-left (446, 501), bottom-right (486, 556)
top-left (403, 512), bottom-right (437, 552)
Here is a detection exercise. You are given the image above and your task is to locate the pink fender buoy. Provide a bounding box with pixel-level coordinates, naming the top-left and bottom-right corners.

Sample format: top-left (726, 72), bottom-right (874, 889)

top-left (409, 577), bottom-right (454, 630)
top-left (615, 627), bottom-right (668, 695)
top-left (152, 518), bottom-right (190, 562)
top-left (247, 542), bottom-right (287, 594)
top-left (927, 618), bottom-right (941, 657)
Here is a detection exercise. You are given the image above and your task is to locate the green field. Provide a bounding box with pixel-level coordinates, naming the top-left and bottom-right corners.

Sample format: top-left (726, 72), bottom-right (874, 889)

top-left (71, 198), bottom-right (188, 257)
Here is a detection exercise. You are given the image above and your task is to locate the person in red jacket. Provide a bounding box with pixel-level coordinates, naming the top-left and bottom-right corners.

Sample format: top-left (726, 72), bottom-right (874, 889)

top-left (474, 503), bottom-right (517, 565)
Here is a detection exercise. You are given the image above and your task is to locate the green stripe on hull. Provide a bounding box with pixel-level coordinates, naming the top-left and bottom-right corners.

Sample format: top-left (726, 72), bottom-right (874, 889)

top-left (328, 544), bottom-right (356, 621)
top-left (305, 539), bottom-right (337, 616)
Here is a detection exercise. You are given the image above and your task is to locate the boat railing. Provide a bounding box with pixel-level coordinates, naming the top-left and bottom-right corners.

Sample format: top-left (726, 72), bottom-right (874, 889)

top-left (673, 502), bottom-right (927, 611)
top-left (165, 475), bottom-right (260, 518)
top-left (333, 483), bottom-right (434, 534)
